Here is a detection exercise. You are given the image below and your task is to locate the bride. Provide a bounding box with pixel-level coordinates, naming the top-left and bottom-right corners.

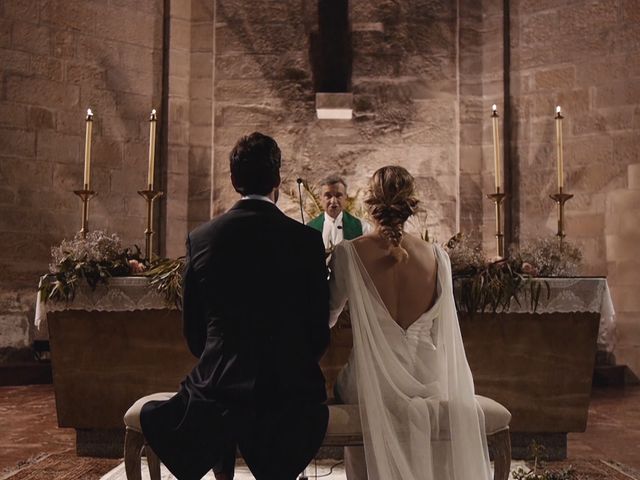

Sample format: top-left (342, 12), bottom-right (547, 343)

top-left (329, 166), bottom-right (492, 480)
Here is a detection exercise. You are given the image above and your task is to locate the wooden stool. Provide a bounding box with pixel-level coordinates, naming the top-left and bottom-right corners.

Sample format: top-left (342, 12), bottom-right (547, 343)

top-left (323, 395), bottom-right (512, 480)
top-left (123, 392), bottom-right (174, 480)
top-left (124, 393), bottom-right (511, 480)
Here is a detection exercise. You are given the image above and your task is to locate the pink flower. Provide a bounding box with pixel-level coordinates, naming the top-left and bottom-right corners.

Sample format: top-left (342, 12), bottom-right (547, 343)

top-left (128, 259), bottom-right (146, 274)
top-left (521, 262), bottom-right (538, 276)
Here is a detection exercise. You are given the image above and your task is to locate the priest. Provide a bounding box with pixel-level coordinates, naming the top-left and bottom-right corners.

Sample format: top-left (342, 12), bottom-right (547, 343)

top-left (307, 175), bottom-right (371, 249)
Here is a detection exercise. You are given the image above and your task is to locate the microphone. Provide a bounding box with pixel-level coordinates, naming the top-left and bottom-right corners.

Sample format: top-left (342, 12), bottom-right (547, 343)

top-left (296, 178), bottom-right (305, 224)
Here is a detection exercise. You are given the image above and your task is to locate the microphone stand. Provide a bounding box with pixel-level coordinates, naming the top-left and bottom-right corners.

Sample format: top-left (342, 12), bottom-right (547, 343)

top-left (296, 178), bottom-right (305, 224)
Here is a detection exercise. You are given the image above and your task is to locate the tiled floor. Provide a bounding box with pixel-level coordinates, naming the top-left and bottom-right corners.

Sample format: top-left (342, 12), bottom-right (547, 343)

top-left (1, 384), bottom-right (639, 475)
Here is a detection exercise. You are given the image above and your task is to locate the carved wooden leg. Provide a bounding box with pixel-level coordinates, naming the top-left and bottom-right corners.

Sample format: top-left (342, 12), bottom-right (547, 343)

top-left (488, 428), bottom-right (512, 480)
top-left (124, 428), bottom-right (144, 480)
top-left (145, 445), bottom-right (161, 480)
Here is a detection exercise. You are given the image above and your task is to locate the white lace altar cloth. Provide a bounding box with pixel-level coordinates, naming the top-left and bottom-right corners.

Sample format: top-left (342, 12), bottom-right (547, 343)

top-left (499, 277), bottom-right (615, 352)
top-left (35, 276), bottom-right (615, 351)
top-left (34, 276), bottom-right (173, 330)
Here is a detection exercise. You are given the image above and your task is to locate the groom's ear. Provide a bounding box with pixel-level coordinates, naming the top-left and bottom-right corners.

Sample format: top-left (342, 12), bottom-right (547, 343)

top-left (231, 173), bottom-right (241, 193)
top-left (273, 171), bottom-right (281, 189)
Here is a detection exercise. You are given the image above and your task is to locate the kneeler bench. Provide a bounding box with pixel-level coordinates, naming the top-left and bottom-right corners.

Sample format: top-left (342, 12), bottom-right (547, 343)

top-left (124, 393), bottom-right (511, 480)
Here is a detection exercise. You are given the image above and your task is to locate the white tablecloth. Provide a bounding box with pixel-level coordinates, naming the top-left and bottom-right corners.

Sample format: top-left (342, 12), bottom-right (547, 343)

top-left (36, 276), bottom-right (616, 352)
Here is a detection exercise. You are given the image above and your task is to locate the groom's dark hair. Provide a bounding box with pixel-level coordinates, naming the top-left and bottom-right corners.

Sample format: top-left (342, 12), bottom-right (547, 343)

top-left (230, 132), bottom-right (281, 196)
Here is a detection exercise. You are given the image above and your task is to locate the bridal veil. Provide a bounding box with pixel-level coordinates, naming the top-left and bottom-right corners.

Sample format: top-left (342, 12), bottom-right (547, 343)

top-left (329, 241), bottom-right (492, 480)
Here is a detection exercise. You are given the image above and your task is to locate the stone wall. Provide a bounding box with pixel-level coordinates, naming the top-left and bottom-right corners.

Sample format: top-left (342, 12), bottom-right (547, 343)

top-left (210, 0), bottom-right (462, 244)
top-left (0, 0), bottom-right (164, 358)
top-left (508, 0), bottom-right (640, 374)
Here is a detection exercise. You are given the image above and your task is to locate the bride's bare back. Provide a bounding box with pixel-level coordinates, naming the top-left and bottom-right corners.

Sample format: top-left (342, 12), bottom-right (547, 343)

top-left (352, 232), bottom-right (438, 330)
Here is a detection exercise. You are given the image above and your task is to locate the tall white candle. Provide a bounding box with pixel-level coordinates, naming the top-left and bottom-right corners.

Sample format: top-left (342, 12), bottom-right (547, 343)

top-left (83, 108), bottom-right (93, 189)
top-left (491, 104), bottom-right (501, 191)
top-left (555, 106), bottom-right (564, 190)
top-left (148, 109), bottom-right (157, 189)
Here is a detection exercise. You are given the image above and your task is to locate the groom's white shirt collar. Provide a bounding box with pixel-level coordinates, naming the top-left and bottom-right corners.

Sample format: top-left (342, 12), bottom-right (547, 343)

top-left (241, 194), bottom-right (274, 204)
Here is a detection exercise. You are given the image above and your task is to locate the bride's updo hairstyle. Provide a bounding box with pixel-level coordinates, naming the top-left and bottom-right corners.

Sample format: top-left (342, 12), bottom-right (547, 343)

top-left (365, 166), bottom-right (419, 263)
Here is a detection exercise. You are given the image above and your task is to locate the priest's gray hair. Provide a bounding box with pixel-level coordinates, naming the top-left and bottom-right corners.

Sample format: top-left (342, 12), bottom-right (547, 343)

top-left (319, 174), bottom-right (347, 191)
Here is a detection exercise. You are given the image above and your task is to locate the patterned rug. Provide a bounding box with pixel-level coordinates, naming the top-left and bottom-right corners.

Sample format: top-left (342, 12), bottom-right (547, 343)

top-left (0, 452), bottom-right (121, 480)
top-left (1, 453), bottom-right (638, 480)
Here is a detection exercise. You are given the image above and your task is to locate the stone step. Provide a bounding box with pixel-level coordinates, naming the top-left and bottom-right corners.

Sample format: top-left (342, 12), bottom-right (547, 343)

top-left (629, 163), bottom-right (640, 190)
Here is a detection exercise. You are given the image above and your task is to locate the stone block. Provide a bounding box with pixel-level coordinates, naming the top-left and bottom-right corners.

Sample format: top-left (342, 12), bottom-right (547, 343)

top-left (92, 137), bottom-right (123, 169)
top-left (534, 66), bottom-right (576, 91)
top-left (166, 145), bottom-right (189, 175)
top-left (0, 102), bottom-right (27, 128)
top-left (0, 48), bottom-right (30, 75)
top-left (606, 189), bottom-right (640, 213)
top-left (607, 261), bottom-right (640, 287)
top-left (572, 108), bottom-right (634, 136)
top-left (30, 55), bottom-right (63, 81)
top-left (216, 54), bottom-right (279, 80)
top-left (191, 0), bottom-right (213, 21)
top-left (109, 166), bottom-right (147, 194)
top-left (191, 22), bottom-right (212, 53)
top-left (92, 193), bottom-right (126, 217)
top-left (0, 19), bottom-right (11, 49)
top-left (0, 314), bottom-right (29, 348)
top-left (120, 44), bottom-right (160, 74)
top-left (0, 157), bottom-right (53, 188)
top-left (610, 285), bottom-right (640, 313)
top-left (76, 35), bottom-right (120, 67)
top-left (169, 18), bottom-right (191, 51)
top-left (628, 164), bottom-right (640, 190)
top-left (190, 52), bottom-right (212, 79)
top-left (220, 105), bottom-right (279, 126)
top-left (605, 234), bottom-right (640, 263)
top-left (106, 69), bottom-right (156, 96)
top-left (41, 0), bottom-right (97, 32)
top-left (7, 75), bottom-right (80, 109)
top-left (595, 81), bottom-right (640, 108)
top-left (188, 146), bottom-right (212, 175)
top-left (566, 136), bottom-right (613, 167)
top-left (11, 22), bottom-right (50, 56)
top-left (81, 87), bottom-right (118, 115)
top-left (0, 127), bottom-right (36, 157)
top-left (52, 30), bottom-right (75, 58)
top-left (0, 187), bottom-right (16, 205)
top-left (532, 89), bottom-right (591, 118)
top-left (565, 213), bottom-right (604, 238)
top-left (36, 130), bottom-right (81, 162)
top-left (97, 7), bottom-right (158, 48)
top-left (28, 106), bottom-right (56, 130)
top-left (613, 134), bottom-right (640, 166)
top-left (189, 125), bottom-right (212, 147)
top-left (190, 100), bottom-right (212, 126)
top-left (66, 63), bottom-right (107, 89)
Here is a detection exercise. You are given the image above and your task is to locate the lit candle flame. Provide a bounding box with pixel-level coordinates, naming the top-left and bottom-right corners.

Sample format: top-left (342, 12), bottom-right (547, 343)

top-left (492, 104), bottom-right (497, 112)
top-left (556, 105), bottom-right (561, 114)
top-left (87, 108), bottom-right (93, 119)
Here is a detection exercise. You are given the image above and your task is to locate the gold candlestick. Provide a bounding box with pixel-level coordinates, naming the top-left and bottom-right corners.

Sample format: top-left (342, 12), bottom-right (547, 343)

top-left (73, 185), bottom-right (96, 239)
top-left (549, 188), bottom-right (573, 241)
top-left (138, 188), bottom-right (163, 261)
top-left (486, 187), bottom-right (506, 258)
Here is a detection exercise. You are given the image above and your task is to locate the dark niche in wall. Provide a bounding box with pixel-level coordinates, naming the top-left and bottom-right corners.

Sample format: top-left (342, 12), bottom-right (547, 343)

top-left (310, 0), bottom-right (352, 93)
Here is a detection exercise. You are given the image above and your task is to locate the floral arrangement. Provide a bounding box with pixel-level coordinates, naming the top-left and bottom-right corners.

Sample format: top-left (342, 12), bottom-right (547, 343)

top-left (39, 231), bottom-right (144, 303)
top-left (445, 233), bottom-right (582, 315)
top-left (39, 231), bottom-right (184, 309)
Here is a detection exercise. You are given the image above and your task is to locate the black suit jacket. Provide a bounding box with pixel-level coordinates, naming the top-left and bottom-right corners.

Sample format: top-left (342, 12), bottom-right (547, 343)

top-left (141, 199), bottom-right (330, 480)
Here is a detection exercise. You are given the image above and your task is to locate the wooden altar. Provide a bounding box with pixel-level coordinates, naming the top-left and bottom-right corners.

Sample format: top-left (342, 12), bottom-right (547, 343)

top-left (41, 277), bottom-right (610, 458)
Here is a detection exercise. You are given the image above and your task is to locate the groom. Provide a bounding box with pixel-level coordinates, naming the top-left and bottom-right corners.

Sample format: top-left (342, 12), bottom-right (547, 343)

top-left (140, 132), bottom-right (330, 480)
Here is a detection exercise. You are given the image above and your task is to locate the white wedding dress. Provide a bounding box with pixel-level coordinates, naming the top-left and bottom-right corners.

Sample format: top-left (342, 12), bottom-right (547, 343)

top-left (329, 241), bottom-right (492, 480)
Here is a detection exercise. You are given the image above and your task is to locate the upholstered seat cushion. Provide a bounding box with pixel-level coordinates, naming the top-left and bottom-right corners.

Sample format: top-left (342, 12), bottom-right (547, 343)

top-left (124, 393), bottom-right (510, 440)
top-left (124, 392), bottom-right (175, 432)
top-left (323, 395), bottom-right (511, 445)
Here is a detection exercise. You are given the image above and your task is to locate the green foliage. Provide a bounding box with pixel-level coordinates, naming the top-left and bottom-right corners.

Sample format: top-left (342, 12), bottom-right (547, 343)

top-left (39, 231), bottom-right (144, 303)
top-left (143, 257), bottom-right (185, 310)
top-left (446, 233), bottom-right (563, 315)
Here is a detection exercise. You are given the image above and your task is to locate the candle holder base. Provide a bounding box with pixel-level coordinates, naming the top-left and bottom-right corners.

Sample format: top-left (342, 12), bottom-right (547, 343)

top-left (138, 189), bottom-right (164, 261)
top-left (73, 188), bottom-right (97, 239)
top-left (549, 191), bottom-right (573, 240)
top-left (486, 191), bottom-right (507, 258)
